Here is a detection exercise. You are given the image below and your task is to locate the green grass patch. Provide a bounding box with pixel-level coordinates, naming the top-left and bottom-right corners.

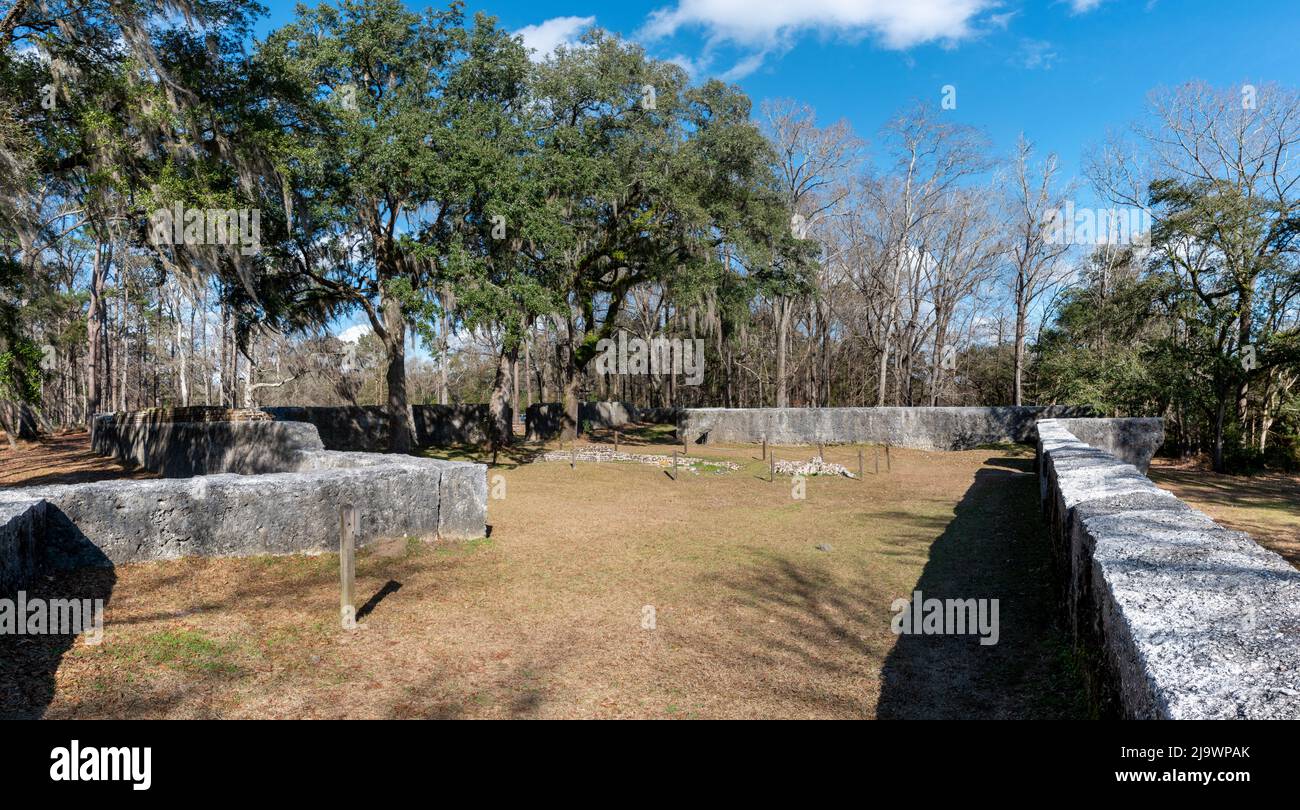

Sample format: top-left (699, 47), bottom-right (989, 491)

top-left (116, 629), bottom-right (243, 676)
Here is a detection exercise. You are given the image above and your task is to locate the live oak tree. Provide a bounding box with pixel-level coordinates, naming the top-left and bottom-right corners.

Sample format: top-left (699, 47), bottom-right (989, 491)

top-left (408, 13), bottom-right (536, 448)
top-left (256, 0), bottom-right (528, 452)
top-left (526, 31), bottom-right (802, 438)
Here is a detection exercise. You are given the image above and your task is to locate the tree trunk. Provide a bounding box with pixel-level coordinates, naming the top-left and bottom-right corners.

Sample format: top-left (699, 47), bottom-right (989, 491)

top-left (488, 344), bottom-right (518, 448)
top-left (511, 351), bottom-right (520, 432)
top-left (438, 285), bottom-right (450, 406)
top-left (381, 288), bottom-right (412, 453)
top-left (523, 334), bottom-right (533, 411)
top-left (1013, 275), bottom-right (1028, 407)
top-left (1212, 393), bottom-right (1228, 473)
top-left (562, 371), bottom-right (580, 440)
top-left (86, 242), bottom-right (108, 427)
top-left (775, 297), bottom-right (790, 408)
top-left (176, 291), bottom-right (189, 407)
top-left (0, 406), bottom-right (18, 450)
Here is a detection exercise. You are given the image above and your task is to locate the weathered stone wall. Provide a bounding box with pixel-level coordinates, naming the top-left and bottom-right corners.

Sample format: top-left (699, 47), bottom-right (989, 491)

top-left (681, 406), bottom-right (1092, 448)
top-left (0, 499), bottom-right (44, 595)
top-left (637, 407), bottom-right (682, 425)
top-left (524, 401), bottom-right (644, 440)
top-left (2, 454), bottom-right (482, 569)
top-left (1035, 419), bottom-right (1300, 719)
top-left (679, 407), bottom-right (1164, 470)
top-left (2, 416), bottom-right (488, 590)
top-left (262, 405), bottom-right (493, 450)
top-left (92, 413), bottom-right (325, 477)
top-left (524, 403), bottom-right (564, 441)
top-left (1051, 417), bottom-right (1164, 473)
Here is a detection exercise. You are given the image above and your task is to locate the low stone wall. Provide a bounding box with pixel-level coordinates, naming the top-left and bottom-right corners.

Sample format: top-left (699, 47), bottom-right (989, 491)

top-left (1051, 417), bottom-right (1164, 473)
top-left (1, 416), bottom-right (488, 591)
top-left (1035, 419), bottom-right (1300, 719)
top-left (2, 454), bottom-right (481, 570)
top-left (681, 406), bottom-right (1091, 449)
top-left (637, 407), bottom-right (682, 425)
top-left (524, 403), bottom-right (564, 441)
top-left (262, 405), bottom-right (493, 450)
top-left (0, 499), bottom-right (44, 595)
top-left (525, 401), bottom-right (643, 440)
top-left (678, 406), bottom-right (1164, 471)
top-left (92, 413), bottom-right (325, 477)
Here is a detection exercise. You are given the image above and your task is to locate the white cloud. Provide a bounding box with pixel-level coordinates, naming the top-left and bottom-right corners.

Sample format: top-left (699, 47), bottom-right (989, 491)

top-left (1067, 0), bottom-right (1106, 12)
top-left (642, 0), bottom-right (997, 50)
top-left (988, 11), bottom-right (1018, 29)
top-left (1015, 38), bottom-right (1057, 70)
top-left (719, 51), bottom-right (770, 81)
top-left (336, 324), bottom-right (371, 344)
top-left (517, 15), bottom-right (596, 59)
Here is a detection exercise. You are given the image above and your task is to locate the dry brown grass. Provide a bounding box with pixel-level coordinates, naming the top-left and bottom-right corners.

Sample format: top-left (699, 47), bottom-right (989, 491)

top-left (0, 431), bottom-right (154, 487)
top-left (2, 433), bottom-right (1084, 719)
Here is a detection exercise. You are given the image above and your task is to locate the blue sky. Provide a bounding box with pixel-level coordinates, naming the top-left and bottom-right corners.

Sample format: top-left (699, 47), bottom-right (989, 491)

top-left (251, 0), bottom-right (1298, 346)
top-left (254, 0), bottom-right (1299, 188)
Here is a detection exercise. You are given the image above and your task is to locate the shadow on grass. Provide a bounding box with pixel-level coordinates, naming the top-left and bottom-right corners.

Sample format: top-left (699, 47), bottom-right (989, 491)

top-left (356, 580), bottom-right (402, 621)
top-left (420, 443), bottom-right (549, 469)
top-left (0, 567), bottom-right (116, 719)
top-left (875, 456), bottom-right (1088, 719)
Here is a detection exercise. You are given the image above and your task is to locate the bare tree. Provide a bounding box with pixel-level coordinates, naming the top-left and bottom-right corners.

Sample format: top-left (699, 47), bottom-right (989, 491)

top-left (855, 104), bottom-right (992, 405)
top-left (761, 99), bottom-right (862, 407)
top-left (1006, 135), bottom-right (1072, 405)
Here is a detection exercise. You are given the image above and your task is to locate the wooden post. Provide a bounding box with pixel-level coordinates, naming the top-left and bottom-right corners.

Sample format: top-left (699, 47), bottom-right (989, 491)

top-left (340, 505), bottom-right (357, 630)
top-left (874, 446), bottom-right (879, 475)
top-left (672, 450), bottom-right (678, 481)
top-left (762, 435), bottom-right (767, 460)
top-left (817, 442), bottom-right (824, 460)
top-left (683, 434), bottom-right (688, 455)
top-left (885, 443), bottom-right (892, 472)
top-left (571, 445), bottom-right (576, 470)
top-left (614, 430), bottom-right (619, 453)
top-left (858, 448), bottom-right (864, 482)
top-left (770, 452), bottom-right (776, 483)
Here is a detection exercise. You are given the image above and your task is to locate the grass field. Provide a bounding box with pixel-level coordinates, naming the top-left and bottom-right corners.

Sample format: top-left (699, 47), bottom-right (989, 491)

top-left (1, 432), bottom-right (1087, 719)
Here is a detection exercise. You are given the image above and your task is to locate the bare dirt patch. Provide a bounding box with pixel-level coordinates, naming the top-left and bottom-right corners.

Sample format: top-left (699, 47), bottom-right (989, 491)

top-left (2, 433), bottom-right (1085, 719)
top-left (0, 431), bottom-right (153, 487)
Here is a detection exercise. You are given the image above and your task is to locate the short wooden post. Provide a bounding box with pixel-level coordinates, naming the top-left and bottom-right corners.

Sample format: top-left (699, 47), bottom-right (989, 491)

top-left (570, 445), bottom-right (576, 470)
top-left (817, 442), bottom-right (824, 460)
top-left (762, 435), bottom-right (767, 460)
top-left (885, 443), bottom-right (892, 472)
top-left (614, 430), bottom-right (620, 453)
top-left (340, 505), bottom-right (357, 630)
top-left (858, 448), bottom-right (864, 482)
top-left (672, 450), bottom-right (678, 481)
top-left (682, 434), bottom-right (688, 454)
top-left (770, 452), bottom-right (776, 483)
top-left (874, 446), bottom-right (879, 475)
